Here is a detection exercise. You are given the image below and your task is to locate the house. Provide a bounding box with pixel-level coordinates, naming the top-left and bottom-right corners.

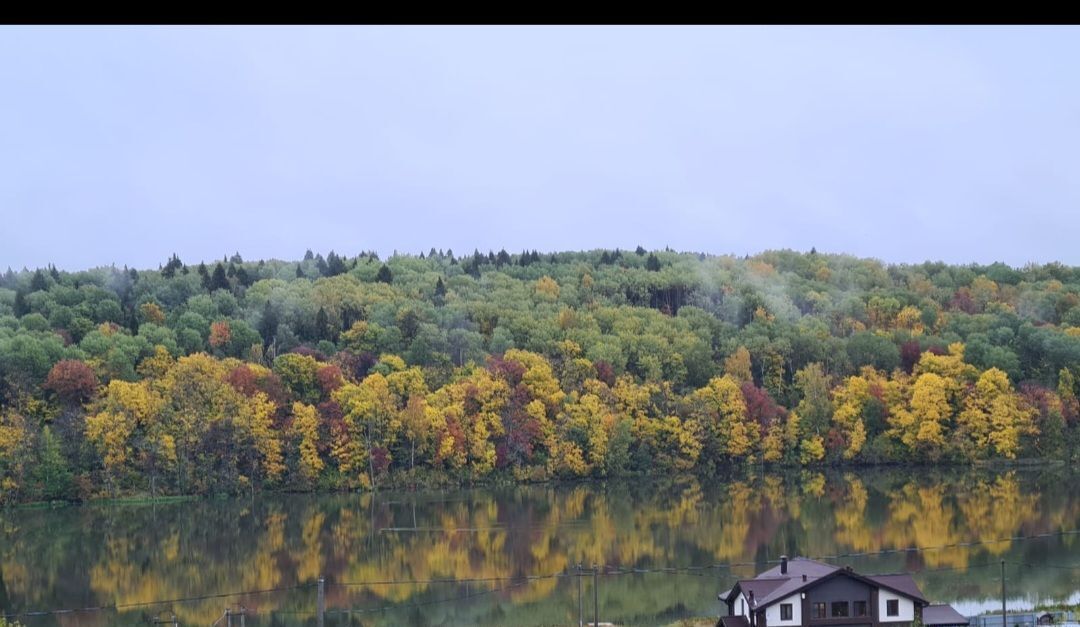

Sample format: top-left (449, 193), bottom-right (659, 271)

top-left (717, 556), bottom-right (965, 627)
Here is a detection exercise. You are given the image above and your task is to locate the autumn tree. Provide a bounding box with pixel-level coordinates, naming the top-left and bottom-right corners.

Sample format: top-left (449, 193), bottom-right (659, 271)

top-left (722, 346), bottom-right (753, 384)
top-left (291, 401), bottom-right (324, 485)
top-left (43, 359), bottom-right (98, 405)
top-left (955, 368), bottom-right (1035, 459)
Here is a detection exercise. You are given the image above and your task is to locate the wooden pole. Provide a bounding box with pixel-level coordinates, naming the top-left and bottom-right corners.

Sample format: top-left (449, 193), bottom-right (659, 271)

top-left (578, 564), bottom-right (584, 627)
top-left (317, 576), bottom-right (326, 627)
top-left (1001, 561), bottom-right (1007, 627)
top-left (593, 564), bottom-right (599, 627)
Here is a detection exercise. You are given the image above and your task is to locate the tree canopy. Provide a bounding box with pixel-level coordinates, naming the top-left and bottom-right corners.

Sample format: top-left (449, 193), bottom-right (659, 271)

top-left (1, 247), bottom-right (1079, 502)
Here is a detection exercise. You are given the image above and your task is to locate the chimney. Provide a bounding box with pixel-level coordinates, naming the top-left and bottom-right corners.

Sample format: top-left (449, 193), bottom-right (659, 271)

top-left (802, 574), bottom-right (807, 582)
top-left (749, 590), bottom-right (755, 606)
top-left (781, 555), bottom-right (788, 575)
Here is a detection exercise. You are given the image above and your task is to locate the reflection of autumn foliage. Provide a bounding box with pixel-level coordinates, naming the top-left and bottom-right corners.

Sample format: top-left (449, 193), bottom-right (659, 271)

top-left (4, 469), bottom-right (1080, 624)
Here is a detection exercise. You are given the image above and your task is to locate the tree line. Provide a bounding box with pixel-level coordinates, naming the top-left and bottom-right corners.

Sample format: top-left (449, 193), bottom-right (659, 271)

top-left (1, 247), bottom-right (1079, 501)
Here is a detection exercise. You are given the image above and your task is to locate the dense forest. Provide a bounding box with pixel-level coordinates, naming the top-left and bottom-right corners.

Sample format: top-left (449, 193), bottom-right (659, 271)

top-left (1, 247), bottom-right (1079, 503)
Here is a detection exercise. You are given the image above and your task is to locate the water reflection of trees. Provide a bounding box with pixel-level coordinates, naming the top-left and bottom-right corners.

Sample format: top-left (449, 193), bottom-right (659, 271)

top-left (2, 468), bottom-right (1080, 625)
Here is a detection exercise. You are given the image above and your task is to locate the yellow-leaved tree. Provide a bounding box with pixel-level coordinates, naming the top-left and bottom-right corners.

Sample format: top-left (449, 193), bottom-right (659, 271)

top-left (689, 375), bottom-right (756, 461)
top-left (956, 368), bottom-right (1035, 459)
top-left (333, 372), bottom-right (400, 489)
top-left (291, 401), bottom-right (324, 484)
top-left (831, 375), bottom-right (871, 460)
top-left (889, 372), bottom-right (952, 460)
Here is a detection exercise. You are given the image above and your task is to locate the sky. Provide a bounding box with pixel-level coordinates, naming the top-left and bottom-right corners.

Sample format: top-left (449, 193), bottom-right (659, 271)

top-left (1, 26), bottom-right (1078, 271)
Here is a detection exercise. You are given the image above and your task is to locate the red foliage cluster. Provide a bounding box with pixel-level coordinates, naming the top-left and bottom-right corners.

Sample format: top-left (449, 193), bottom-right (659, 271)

top-left (332, 350), bottom-right (375, 381)
top-left (208, 321), bottom-right (231, 349)
top-left (740, 381), bottom-right (784, 429)
top-left (316, 364), bottom-right (344, 394)
top-left (900, 341), bottom-right (922, 374)
top-left (438, 417), bottom-right (467, 464)
top-left (44, 359), bottom-right (98, 404)
top-left (370, 447), bottom-right (391, 474)
top-left (950, 288), bottom-right (978, 314)
top-left (594, 360), bottom-right (616, 387)
top-left (487, 355), bottom-right (526, 387)
top-left (226, 365), bottom-right (289, 414)
top-left (226, 365), bottom-right (258, 396)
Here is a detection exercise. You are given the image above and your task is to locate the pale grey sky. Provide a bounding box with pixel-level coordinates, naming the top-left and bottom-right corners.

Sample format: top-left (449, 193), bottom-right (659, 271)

top-left (1, 26), bottom-right (1077, 270)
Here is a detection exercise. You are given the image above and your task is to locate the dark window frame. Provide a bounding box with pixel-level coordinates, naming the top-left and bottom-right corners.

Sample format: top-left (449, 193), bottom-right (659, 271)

top-left (813, 603), bottom-right (827, 619)
top-left (887, 600), bottom-right (900, 617)
top-left (781, 604), bottom-right (793, 620)
top-left (854, 601), bottom-right (868, 617)
top-left (832, 601), bottom-right (850, 618)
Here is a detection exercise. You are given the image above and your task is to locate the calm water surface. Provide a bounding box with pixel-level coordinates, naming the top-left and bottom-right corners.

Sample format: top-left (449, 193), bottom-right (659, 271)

top-left (3, 467), bottom-right (1080, 626)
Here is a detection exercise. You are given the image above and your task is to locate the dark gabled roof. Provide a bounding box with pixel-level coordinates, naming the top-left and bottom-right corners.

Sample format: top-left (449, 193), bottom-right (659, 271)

top-left (735, 577), bottom-right (789, 605)
top-left (923, 604), bottom-right (968, 626)
top-left (721, 558), bottom-right (841, 607)
top-left (720, 558), bottom-right (927, 609)
top-left (756, 557), bottom-right (840, 580)
top-left (866, 574), bottom-right (928, 604)
top-left (719, 616), bottom-right (750, 627)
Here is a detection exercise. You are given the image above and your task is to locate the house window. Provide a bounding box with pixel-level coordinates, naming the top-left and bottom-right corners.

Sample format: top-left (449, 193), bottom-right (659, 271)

top-left (781, 604), bottom-right (793, 620)
top-left (887, 600), bottom-right (900, 617)
top-left (854, 601), bottom-right (868, 617)
top-left (813, 603), bottom-right (827, 619)
top-left (832, 602), bottom-right (849, 618)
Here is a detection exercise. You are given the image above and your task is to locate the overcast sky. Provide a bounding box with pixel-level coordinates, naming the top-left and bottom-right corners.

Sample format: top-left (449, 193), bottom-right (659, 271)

top-left (1, 26), bottom-right (1077, 271)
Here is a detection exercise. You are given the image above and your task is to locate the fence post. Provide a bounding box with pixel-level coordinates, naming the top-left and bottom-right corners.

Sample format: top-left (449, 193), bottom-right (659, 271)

top-left (593, 564), bottom-right (599, 627)
top-left (239, 605), bottom-right (246, 627)
top-left (577, 563), bottom-right (583, 627)
top-left (225, 607), bottom-right (232, 627)
top-left (317, 576), bottom-right (326, 627)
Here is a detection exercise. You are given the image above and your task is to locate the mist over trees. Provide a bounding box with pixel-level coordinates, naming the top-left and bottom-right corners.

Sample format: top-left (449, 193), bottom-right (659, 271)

top-left (1, 247), bottom-right (1079, 502)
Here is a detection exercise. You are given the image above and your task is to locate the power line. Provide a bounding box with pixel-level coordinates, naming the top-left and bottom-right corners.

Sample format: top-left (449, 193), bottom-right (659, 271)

top-left (806, 529), bottom-right (1080, 563)
top-left (326, 574), bottom-right (555, 616)
top-left (1, 583), bottom-right (314, 620)
top-left (331, 572), bottom-right (574, 588)
top-left (1011, 560), bottom-right (1080, 571)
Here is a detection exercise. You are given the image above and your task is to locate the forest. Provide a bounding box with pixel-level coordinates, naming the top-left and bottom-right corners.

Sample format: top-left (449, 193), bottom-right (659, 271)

top-left (0, 247), bottom-right (1078, 502)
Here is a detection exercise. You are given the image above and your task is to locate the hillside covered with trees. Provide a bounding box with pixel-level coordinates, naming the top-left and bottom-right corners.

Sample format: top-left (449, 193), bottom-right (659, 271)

top-left (1, 247), bottom-right (1079, 503)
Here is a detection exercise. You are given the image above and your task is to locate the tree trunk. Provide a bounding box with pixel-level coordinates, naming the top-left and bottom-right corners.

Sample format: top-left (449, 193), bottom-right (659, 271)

top-left (366, 423), bottom-right (376, 491)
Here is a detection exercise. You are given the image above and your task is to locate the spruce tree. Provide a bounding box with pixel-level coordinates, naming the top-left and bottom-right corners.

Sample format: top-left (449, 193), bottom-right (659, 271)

top-left (210, 263), bottom-right (230, 291)
top-left (30, 269), bottom-right (48, 292)
top-left (376, 264), bottom-right (393, 284)
top-left (315, 307), bottom-right (330, 341)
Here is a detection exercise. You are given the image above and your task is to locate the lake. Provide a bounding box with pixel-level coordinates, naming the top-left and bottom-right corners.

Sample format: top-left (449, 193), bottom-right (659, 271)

top-left (2, 467), bottom-right (1079, 626)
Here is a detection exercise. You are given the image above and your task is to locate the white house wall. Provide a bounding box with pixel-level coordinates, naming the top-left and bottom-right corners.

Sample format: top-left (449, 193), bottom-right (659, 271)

top-left (737, 592), bottom-right (751, 619)
top-left (878, 591), bottom-right (915, 622)
top-left (764, 593), bottom-right (803, 626)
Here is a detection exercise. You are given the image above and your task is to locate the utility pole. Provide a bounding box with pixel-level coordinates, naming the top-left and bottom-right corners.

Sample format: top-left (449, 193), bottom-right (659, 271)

top-left (317, 576), bottom-right (326, 627)
top-left (593, 564), bottom-right (599, 627)
top-left (1001, 561), bottom-right (1007, 627)
top-left (578, 563), bottom-right (584, 627)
